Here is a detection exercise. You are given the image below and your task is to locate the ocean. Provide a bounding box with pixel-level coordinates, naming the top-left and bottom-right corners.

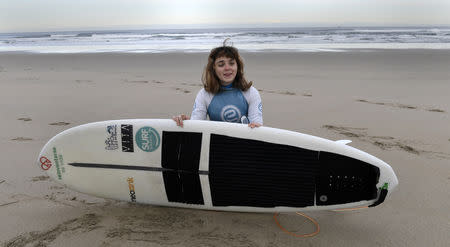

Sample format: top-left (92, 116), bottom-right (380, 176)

top-left (1, 26), bottom-right (450, 53)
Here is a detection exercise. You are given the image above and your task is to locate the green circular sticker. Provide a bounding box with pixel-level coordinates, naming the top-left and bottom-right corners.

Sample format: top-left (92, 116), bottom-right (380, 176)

top-left (135, 127), bottom-right (160, 152)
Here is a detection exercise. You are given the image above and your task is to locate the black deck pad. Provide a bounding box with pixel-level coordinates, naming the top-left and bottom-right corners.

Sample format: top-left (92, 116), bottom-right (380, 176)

top-left (209, 134), bottom-right (319, 207)
top-left (161, 131), bottom-right (204, 205)
top-left (316, 151), bottom-right (380, 205)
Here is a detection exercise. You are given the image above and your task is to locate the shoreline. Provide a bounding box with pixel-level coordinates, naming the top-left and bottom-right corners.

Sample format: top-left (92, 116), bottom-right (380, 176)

top-left (2, 47), bottom-right (450, 55)
top-left (1, 47), bottom-right (450, 54)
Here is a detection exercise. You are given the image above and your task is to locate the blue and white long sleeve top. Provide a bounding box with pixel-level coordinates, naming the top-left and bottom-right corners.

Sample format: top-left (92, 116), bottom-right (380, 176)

top-left (190, 85), bottom-right (263, 124)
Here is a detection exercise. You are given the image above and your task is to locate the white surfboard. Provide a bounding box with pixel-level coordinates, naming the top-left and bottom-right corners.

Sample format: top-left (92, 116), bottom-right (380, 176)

top-left (37, 119), bottom-right (398, 212)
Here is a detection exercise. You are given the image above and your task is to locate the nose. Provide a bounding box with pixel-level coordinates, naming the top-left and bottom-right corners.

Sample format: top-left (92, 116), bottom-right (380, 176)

top-left (224, 63), bottom-right (233, 71)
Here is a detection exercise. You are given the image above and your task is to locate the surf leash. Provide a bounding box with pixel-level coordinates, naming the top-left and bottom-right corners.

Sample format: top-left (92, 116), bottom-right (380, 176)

top-left (273, 212), bottom-right (320, 238)
top-left (331, 205), bottom-right (369, 212)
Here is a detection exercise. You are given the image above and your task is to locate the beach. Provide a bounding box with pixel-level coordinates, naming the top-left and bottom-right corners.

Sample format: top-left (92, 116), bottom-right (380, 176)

top-left (0, 50), bottom-right (449, 246)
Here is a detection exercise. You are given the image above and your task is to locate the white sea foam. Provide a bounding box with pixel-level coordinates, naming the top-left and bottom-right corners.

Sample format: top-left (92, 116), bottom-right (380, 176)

top-left (1, 27), bottom-right (449, 53)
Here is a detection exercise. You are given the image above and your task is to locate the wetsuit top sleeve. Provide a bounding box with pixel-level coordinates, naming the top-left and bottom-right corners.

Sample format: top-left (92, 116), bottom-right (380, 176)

top-left (242, 86), bottom-right (263, 125)
top-left (190, 88), bottom-right (213, 120)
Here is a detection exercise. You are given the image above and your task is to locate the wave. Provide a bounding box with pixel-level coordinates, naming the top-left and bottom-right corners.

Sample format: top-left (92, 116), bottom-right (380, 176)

top-left (14, 34), bottom-right (52, 39)
top-left (76, 33), bottom-right (94, 37)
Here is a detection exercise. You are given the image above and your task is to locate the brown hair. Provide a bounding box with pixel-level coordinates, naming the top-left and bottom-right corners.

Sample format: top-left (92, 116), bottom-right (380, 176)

top-left (202, 45), bottom-right (252, 94)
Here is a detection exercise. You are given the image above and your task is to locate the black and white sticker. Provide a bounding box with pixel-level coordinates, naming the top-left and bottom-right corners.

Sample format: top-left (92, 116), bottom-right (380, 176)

top-left (121, 124), bottom-right (134, 152)
top-left (105, 125), bottom-right (119, 150)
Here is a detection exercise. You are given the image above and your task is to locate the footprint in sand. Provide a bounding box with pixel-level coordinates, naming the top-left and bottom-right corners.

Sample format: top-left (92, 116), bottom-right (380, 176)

top-left (3, 213), bottom-right (102, 247)
top-left (31, 176), bottom-right (50, 182)
top-left (357, 99), bottom-right (417, 109)
top-left (427, 108), bottom-right (446, 113)
top-left (123, 78), bottom-right (157, 84)
top-left (123, 79), bottom-right (149, 84)
top-left (18, 117), bottom-right (32, 122)
top-left (0, 200), bottom-right (19, 207)
top-left (323, 125), bottom-right (450, 159)
top-left (75, 79), bottom-right (92, 83)
top-left (181, 82), bottom-right (203, 87)
top-left (356, 99), bottom-right (445, 113)
top-left (322, 125), bottom-right (367, 138)
top-left (11, 137), bottom-right (33, 141)
top-left (49, 122), bottom-right (70, 126)
top-left (175, 87), bottom-right (191, 94)
top-left (259, 89), bottom-right (311, 97)
top-left (105, 209), bottom-right (257, 246)
top-left (50, 186), bottom-right (65, 191)
top-left (18, 76), bottom-right (39, 81)
top-left (258, 89), bottom-right (275, 94)
top-left (278, 91), bottom-right (296, 95)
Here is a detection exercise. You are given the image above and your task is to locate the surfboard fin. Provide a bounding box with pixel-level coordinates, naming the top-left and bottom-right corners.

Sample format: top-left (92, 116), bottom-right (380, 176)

top-left (336, 140), bottom-right (352, 145)
top-left (369, 183), bottom-right (389, 207)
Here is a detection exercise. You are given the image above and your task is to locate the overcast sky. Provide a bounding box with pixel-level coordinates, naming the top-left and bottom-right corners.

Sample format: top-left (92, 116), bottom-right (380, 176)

top-left (1, 0), bottom-right (449, 32)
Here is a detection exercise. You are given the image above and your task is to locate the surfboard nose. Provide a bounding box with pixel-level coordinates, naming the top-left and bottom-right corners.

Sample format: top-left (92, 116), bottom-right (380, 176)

top-left (316, 151), bottom-right (382, 206)
top-left (37, 135), bottom-right (65, 183)
top-left (373, 156), bottom-right (398, 197)
top-left (365, 157), bottom-right (398, 207)
top-left (387, 166), bottom-right (399, 194)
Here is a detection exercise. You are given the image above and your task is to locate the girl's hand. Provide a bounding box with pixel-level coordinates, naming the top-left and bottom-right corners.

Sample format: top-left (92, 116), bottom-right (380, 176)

top-left (172, 114), bottom-right (190, 127)
top-left (248, 122), bottom-right (262, 128)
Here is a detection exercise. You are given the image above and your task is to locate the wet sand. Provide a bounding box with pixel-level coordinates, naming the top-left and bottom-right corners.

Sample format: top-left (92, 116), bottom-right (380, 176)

top-left (0, 50), bottom-right (449, 246)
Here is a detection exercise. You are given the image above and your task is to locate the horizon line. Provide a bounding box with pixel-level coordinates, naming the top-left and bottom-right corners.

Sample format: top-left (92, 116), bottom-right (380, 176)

top-left (1, 23), bottom-right (450, 34)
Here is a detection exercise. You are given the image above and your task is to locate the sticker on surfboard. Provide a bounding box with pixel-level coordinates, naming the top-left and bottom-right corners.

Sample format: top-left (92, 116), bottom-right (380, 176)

top-left (135, 126), bottom-right (160, 152)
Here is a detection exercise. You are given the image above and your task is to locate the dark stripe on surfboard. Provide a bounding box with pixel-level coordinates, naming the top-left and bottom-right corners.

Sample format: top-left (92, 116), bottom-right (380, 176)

top-left (68, 163), bottom-right (209, 175)
top-left (209, 134), bottom-right (318, 208)
top-left (161, 131), bottom-right (204, 205)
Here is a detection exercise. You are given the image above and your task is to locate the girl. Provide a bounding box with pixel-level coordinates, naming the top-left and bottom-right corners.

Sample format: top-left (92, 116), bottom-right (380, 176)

top-left (173, 44), bottom-right (263, 128)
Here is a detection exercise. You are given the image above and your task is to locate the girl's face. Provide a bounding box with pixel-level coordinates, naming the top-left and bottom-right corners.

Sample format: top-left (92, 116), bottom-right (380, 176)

top-left (214, 56), bottom-right (237, 86)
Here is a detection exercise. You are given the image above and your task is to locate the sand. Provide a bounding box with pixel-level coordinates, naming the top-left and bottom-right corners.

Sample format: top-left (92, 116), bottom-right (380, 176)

top-left (0, 50), bottom-right (449, 246)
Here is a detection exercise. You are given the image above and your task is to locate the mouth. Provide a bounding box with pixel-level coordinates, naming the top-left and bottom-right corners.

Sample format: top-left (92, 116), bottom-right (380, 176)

top-left (223, 73), bottom-right (233, 78)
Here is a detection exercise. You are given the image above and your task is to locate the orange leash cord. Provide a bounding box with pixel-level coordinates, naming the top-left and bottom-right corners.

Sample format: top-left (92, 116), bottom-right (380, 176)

top-left (273, 212), bottom-right (320, 238)
top-left (331, 206), bottom-right (368, 212)
top-left (274, 206), bottom-right (369, 237)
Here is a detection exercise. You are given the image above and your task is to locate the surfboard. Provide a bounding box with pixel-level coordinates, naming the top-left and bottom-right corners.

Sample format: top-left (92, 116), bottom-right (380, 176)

top-left (37, 119), bottom-right (398, 212)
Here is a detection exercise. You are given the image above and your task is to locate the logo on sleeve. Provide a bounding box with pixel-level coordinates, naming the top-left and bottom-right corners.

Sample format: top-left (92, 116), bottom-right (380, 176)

top-left (258, 102), bottom-right (263, 113)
